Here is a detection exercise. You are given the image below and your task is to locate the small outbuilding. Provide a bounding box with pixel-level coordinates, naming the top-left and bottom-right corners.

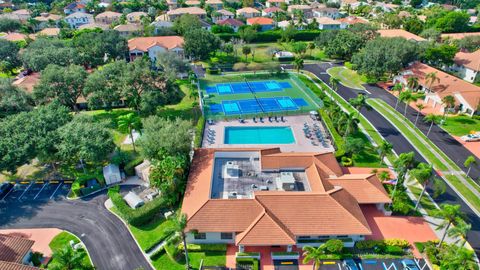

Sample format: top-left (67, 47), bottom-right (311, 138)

top-left (123, 191), bottom-right (145, 209)
top-left (103, 164), bottom-right (122, 185)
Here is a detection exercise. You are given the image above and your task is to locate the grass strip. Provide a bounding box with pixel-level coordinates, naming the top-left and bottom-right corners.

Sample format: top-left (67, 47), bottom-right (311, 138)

top-left (445, 175), bottom-right (480, 213)
top-left (408, 185), bottom-right (438, 216)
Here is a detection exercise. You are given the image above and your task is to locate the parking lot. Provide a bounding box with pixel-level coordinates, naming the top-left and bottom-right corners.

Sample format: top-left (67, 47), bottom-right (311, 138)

top-left (318, 259), bottom-right (429, 270)
top-left (0, 180), bottom-right (72, 202)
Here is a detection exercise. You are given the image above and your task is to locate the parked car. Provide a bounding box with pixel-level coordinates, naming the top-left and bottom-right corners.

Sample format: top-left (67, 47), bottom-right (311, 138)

top-left (0, 182), bottom-right (14, 198)
top-left (461, 133), bottom-right (480, 142)
top-left (343, 259), bottom-right (359, 270)
top-left (401, 259), bottom-right (420, 270)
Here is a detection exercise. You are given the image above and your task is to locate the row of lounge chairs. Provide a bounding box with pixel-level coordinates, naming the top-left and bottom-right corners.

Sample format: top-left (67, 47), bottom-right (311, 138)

top-left (238, 116), bottom-right (286, 123)
top-left (205, 129), bottom-right (216, 145)
top-left (303, 122), bottom-right (329, 147)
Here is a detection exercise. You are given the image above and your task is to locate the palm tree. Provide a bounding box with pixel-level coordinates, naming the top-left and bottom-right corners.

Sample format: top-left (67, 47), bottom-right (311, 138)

top-left (399, 90), bottom-right (419, 116)
top-left (49, 246), bottom-right (90, 270)
top-left (425, 72), bottom-right (439, 91)
top-left (441, 95), bottom-right (455, 119)
top-left (166, 213), bottom-right (190, 269)
top-left (434, 204), bottom-right (464, 247)
top-left (464, 155), bottom-right (477, 178)
top-left (414, 103), bottom-right (425, 126)
top-left (448, 220), bottom-right (471, 249)
top-left (118, 113), bottom-right (141, 153)
top-left (342, 112), bottom-right (359, 139)
top-left (392, 152), bottom-right (415, 197)
top-left (329, 77), bottom-right (340, 92)
top-left (392, 83), bottom-right (403, 110)
top-left (307, 42), bottom-right (315, 56)
top-left (446, 247), bottom-right (478, 270)
top-left (424, 113), bottom-right (441, 137)
top-left (293, 57), bottom-right (304, 73)
top-left (407, 76), bottom-right (419, 91)
top-left (349, 94), bottom-right (370, 118)
top-left (410, 162), bottom-right (433, 210)
top-left (302, 245), bottom-right (324, 270)
top-left (378, 170), bottom-right (390, 182)
top-left (378, 140), bottom-right (393, 163)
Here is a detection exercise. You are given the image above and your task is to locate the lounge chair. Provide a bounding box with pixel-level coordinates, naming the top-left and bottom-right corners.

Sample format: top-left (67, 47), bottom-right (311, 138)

top-left (253, 117), bottom-right (257, 123)
top-left (281, 116), bottom-right (284, 122)
top-left (260, 117), bottom-right (264, 123)
top-left (274, 116), bottom-right (278, 122)
top-left (268, 116), bottom-right (272, 122)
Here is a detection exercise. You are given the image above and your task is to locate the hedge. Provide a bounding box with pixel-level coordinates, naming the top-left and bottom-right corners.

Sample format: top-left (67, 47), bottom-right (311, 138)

top-left (194, 116), bottom-right (205, 148)
top-left (318, 109), bottom-right (345, 157)
top-left (236, 258), bottom-right (259, 270)
top-left (216, 30), bottom-right (322, 43)
top-left (178, 243), bottom-right (227, 252)
top-left (355, 239), bottom-right (410, 250)
top-left (149, 246), bottom-right (165, 260)
top-left (108, 186), bottom-right (167, 226)
top-left (124, 155), bottom-right (144, 176)
top-left (385, 245), bottom-right (404, 255)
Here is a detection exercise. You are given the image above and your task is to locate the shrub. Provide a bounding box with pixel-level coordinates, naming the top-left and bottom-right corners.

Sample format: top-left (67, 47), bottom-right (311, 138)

top-left (179, 243), bottom-right (227, 252)
top-left (71, 181), bottom-right (81, 197)
top-left (341, 156), bottom-right (353, 166)
top-left (355, 240), bottom-right (386, 250)
top-left (324, 239), bottom-right (344, 254)
top-left (384, 239), bottom-right (410, 248)
top-left (385, 245), bottom-right (404, 255)
top-left (108, 187), bottom-right (167, 226)
top-left (414, 242), bottom-right (425, 253)
top-left (206, 67), bottom-right (221, 74)
top-left (149, 246), bottom-right (165, 260)
top-left (194, 116), bottom-right (205, 148)
top-left (124, 155), bottom-right (143, 176)
top-left (236, 258), bottom-right (259, 270)
top-left (165, 242), bottom-right (180, 262)
top-left (356, 239), bottom-right (410, 252)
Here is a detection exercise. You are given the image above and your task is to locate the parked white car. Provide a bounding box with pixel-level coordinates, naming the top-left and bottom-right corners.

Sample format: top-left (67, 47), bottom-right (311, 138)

top-left (461, 132), bottom-right (480, 142)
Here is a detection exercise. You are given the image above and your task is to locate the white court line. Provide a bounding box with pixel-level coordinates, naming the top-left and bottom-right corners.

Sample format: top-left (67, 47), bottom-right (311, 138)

top-left (18, 182), bottom-right (34, 201)
top-left (50, 183), bottom-right (63, 199)
top-left (33, 183), bottom-right (48, 200)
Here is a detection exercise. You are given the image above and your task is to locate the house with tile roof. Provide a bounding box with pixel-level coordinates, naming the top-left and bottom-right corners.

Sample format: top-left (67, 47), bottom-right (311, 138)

top-left (64, 12), bottom-right (93, 28)
top-left (312, 7), bottom-right (340, 19)
top-left (127, 36), bottom-right (184, 62)
top-left (246, 17), bottom-right (275, 31)
top-left (377, 29), bottom-right (425, 42)
top-left (0, 234), bottom-right (36, 268)
top-left (315, 17), bottom-right (346, 30)
top-left (266, 0), bottom-right (284, 8)
top-left (216, 18), bottom-right (244, 32)
top-left (262, 7), bottom-right (283, 17)
top-left (236, 7), bottom-right (261, 19)
top-left (34, 13), bottom-right (63, 30)
top-left (166, 7), bottom-right (207, 21)
top-left (181, 148), bottom-right (391, 253)
top-left (441, 32), bottom-right (480, 41)
top-left (126, 11), bottom-right (147, 23)
top-left (394, 62), bottom-right (480, 116)
top-left (287, 5), bottom-right (313, 18)
top-left (337, 15), bottom-right (368, 26)
top-left (114, 23), bottom-right (142, 37)
top-left (36, 27), bottom-right (60, 37)
top-left (95, 11), bottom-right (122, 25)
top-left (63, 2), bottom-right (86, 15)
top-left (449, 49), bottom-right (480, 83)
top-left (205, 0), bottom-right (223, 10)
top-left (212, 9), bottom-right (234, 23)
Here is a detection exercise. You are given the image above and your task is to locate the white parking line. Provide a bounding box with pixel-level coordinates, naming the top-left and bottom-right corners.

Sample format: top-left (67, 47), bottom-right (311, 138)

top-left (50, 183), bottom-right (63, 199)
top-left (34, 183), bottom-right (48, 200)
top-left (18, 182), bottom-right (34, 201)
top-left (1, 185), bottom-right (15, 201)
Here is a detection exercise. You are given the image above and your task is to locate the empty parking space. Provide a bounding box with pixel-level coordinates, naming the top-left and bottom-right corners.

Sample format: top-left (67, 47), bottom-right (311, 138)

top-left (1, 180), bottom-right (71, 202)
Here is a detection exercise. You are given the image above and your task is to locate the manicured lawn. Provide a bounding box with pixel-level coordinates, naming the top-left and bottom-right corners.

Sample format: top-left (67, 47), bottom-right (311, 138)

top-left (327, 66), bottom-right (367, 90)
top-left (349, 131), bottom-right (385, 168)
top-left (408, 185), bottom-right (438, 216)
top-left (158, 80), bottom-right (201, 121)
top-left (151, 249), bottom-right (226, 270)
top-left (48, 231), bottom-right (92, 268)
top-left (231, 42), bottom-right (325, 64)
top-left (441, 115), bottom-right (480, 136)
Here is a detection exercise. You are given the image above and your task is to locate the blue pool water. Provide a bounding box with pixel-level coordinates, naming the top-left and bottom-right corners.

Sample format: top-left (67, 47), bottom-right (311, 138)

top-left (224, 126), bottom-right (295, 144)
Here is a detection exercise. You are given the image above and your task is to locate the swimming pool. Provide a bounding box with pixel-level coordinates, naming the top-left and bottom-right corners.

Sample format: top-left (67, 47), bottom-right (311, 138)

top-left (224, 126), bottom-right (295, 144)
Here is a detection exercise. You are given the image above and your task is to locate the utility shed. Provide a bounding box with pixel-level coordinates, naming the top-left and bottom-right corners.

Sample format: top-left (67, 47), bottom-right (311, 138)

top-left (123, 191), bottom-right (144, 209)
top-left (103, 164), bottom-right (122, 185)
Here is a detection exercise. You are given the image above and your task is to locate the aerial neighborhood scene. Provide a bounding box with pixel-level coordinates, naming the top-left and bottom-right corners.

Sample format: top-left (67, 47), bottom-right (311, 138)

top-left (1, 0), bottom-right (480, 269)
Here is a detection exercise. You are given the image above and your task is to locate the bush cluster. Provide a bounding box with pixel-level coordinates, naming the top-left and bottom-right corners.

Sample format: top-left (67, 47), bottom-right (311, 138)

top-left (194, 116), bottom-right (205, 148)
top-left (217, 30), bottom-right (322, 43)
top-left (124, 155), bottom-right (144, 176)
top-left (236, 258), bottom-right (259, 270)
top-left (108, 186), bottom-right (167, 226)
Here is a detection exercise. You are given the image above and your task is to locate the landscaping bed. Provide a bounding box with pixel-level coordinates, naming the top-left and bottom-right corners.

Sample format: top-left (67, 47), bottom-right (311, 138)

top-left (48, 231), bottom-right (93, 269)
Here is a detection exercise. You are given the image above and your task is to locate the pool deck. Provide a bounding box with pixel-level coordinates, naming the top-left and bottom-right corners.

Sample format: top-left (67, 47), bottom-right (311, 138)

top-left (202, 115), bottom-right (335, 153)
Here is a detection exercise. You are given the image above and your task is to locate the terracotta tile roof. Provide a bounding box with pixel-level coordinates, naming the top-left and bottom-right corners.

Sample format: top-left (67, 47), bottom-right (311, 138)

top-left (0, 261), bottom-right (39, 270)
top-left (206, 0), bottom-right (223, 4)
top-left (35, 13), bottom-right (63, 22)
top-left (216, 9), bottom-right (234, 16)
top-left (337, 16), bottom-right (367, 24)
top-left (167, 7), bottom-right (206, 15)
top-left (127, 11), bottom-right (147, 20)
top-left (403, 62), bottom-right (480, 109)
top-left (114, 23), bottom-right (142, 32)
top-left (267, 0), bottom-right (284, 2)
top-left (263, 7), bottom-right (282, 13)
top-left (315, 17), bottom-right (341, 25)
top-left (128, 36), bottom-right (184, 52)
top-left (78, 23), bottom-right (109, 30)
top-left (328, 174), bottom-right (392, 204)
top-left (216, 18), bottom-right (244, 26)
top-left (0, 234), bottom-right (34, 263)
top-left (12, 9), bottom-right (30, 16)
top-left (288, 4), bottom-right (311, 10)
top-left (441, 32), bottom-right (480, 40)
top-left (65, 2), bottom-right (85, 9)
top-left (12, 73), bottom-right (41, 93)
top-left (377, 29), bottom-right (425, 41)
top-left (95, 11), bottom-right (121, 19)
top-left (247, 17), bottom-right (274, 25)
top-left (236, 211), bottom-right (296, 245)
top-left (236, 7), bottom-right (260, 14)
top-left (185, 0), bottom-right (201, 5)
top-left (37, 27), bottom-right (60, 36)
top-left (454, 49), bottom-right (480, 72)
top-left (2, 32), bottom-right (27, 42)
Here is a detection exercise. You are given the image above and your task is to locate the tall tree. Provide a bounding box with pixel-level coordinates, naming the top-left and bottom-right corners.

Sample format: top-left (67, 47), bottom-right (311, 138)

top-left (0, 79), bottom-right (33, 117)
top-left (0, 39), bottom-right (20, 74)
top-left (156, 52), bottom-right (189, 81)
top-left (302, 245), bottom-right (324, 270)
top-left (0, 18), bottom-right (21, 32)
top-left (49, 245), bottom-right (92, 270)
top-left (441, 95), bottom-right (455, 119)
top-left (329, 77), bottom-right (340, 92)
top-left (349, 94), bottom-right (370, 117)
top-left (434, 204), bottom-right (464, 247)
top-left (183, 28), bottom-right (221, 60)
top-left (424, 113), bottom-right (441, 137)
top-left (425, 72), bottom-right (439, 91)
top-left (34, 64), bottom-right (88, 111)
top-left (242, 45), bottom-right (251, 61)
top-left (392, 83), bottom-right (404, 110)
top-left (293, 57), bottom-right (304, 73)
top-left (447, 220), bottom-right (471, 249)
top-left (392, 151), bottom-right (416, 197)
top-left (410, 162), bottom-right (434, 210)
top-left (414, 103), bottom-right (425, 127)
top-left (21, 38), bottom-right (77, 72)
top-left (173, 14), bottom-right (202, 35)
top-left (407, 76), bottom-right (419, 91)
top-left (378, 140), bottom-right (393, 162)
top-left (464, 155), bottom-right (477, 178)
top-left (117, 113), bottom-right (141, 153)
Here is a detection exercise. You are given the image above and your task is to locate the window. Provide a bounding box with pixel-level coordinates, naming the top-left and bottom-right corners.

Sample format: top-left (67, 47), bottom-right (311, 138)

top-left (298, 236), bottom-right (310, 239)
top-left (337, 235), bottom-right (349, 239)
top-left (194, 233), bottom-right (206, 240)
top-left (221, 233), bottom-right (233, 239)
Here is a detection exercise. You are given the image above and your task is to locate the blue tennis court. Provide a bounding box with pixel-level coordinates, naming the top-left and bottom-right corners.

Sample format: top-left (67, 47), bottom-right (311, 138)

top-left (217, 97), bottom-right (308, 115)
top-left (206, 80), bottom-right (292, 95)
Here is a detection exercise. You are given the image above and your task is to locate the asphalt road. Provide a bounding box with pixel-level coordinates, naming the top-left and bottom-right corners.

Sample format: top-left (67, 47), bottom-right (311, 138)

top-left (300, 63), bottom-right (480, 256)
top-left (0, 187), bottom-right (153, 270)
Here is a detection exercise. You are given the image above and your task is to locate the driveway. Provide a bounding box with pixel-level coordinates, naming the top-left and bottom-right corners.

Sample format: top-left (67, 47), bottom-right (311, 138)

top-left (0, 186), bottom-right (153, 270)
top-left (299, 63), bottom-right (480, 256)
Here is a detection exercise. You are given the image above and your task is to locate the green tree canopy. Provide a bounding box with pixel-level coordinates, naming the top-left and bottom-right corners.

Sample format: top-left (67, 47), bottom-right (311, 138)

top-left (173, 14), bottom-right (202, 35)
top-left (0, 18), bottom-right (21, 32)
top-left (0, 79), bottom-right (33, 117)
top-left (21, 38), bottom-right (77, 72)
top-left (0, 39), bottom-right (20, 74)
top-left (71, 30), bottom-right (128, 67)
top-left (183, 28), bottom-right (221, 60)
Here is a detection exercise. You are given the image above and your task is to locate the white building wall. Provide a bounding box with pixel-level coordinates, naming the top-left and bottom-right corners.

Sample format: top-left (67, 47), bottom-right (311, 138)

top-left (186, 232), bottom-right (236, 244)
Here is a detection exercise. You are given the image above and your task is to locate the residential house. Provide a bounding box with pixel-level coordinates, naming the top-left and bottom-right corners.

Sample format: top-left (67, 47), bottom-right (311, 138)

top-left (377, 29), bottom-right (425, 42)
top-left (0, 9), bottom-right (31, 22)
top-left (288, 5), bottom-right (313, 18)
top-left (64, 12), bottom-right (93, 28)
top-left (205, 0), bottom-right (223, 10)
top-left (246, 17), bottom-right (275, 31)
top-left (277, 20), bottom-right (306, 30)
top-left (449, 49), bottom-right (480, 83)
top-left (95, 11), bottom-right (121, 24)
top-left (126, 11), bottom-right (147, 23)
top-left (0, 1), bottom-right (14, 10)
top-left (166, 7), bottom-right (206, 21)
top-left (199, 19), bottom-right (212, 31)
top-left (337, 15), bottom-right (368, 26)
top-left (0, 234), bottom-right (37, 268)
top-left (394, 62), bottom-right (480, 116)
top-left (114, 23), bottom-right (142, 37)
top-left (316, 17), bottom-right (345, 30)
top-left (64, 2), bottom-right (86, 15)
top-left (181, 148), bottom-right (391, 254)
top-left (78, 22), bottom-right (109, 30)
top-left (340, 0), bottom-right (364, 11)
top-left (262, 7), bottom-right (283, 18)
top-left (216, 18), bottom-right (244, 32)
top-left (266, 0), bottom-right (284, 8)
top-left (312, 7), bottom-right (340, 19)
top-left (185, 0), bottom-right (201, 6)
top-left (212, 9), bottom-right (234, 23)
top-left (374, 2), bottom-right (398, 12)
top-left (441, 32), bottom-right (480, 41)
top-left (150, 19), bottom-right (174, 34)
top-left (34, 13), bottom-right (63, 30)
top-left (236, 7), bottom-right (260, 19)
top-left (36, 27), bottom-right (61, 37)
top-left (127, 36), bottom-right (184, 62)
top-left (1, 32), bottom-right (27, 42)
top-left (166, 0), bottom-right (178, 10)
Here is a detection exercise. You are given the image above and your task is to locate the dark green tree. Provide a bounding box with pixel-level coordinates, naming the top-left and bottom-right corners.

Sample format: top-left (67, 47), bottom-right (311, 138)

top-left (0, 79), bottom-right (32, 117)
top-left (183, 28), bottom-right (221, 60)
top-left (0, 18), bottom-right (21, 32)
top-left (21, 38), bottom-right (77, 71)
top-left (0, 39), bottom-right (20, 74)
